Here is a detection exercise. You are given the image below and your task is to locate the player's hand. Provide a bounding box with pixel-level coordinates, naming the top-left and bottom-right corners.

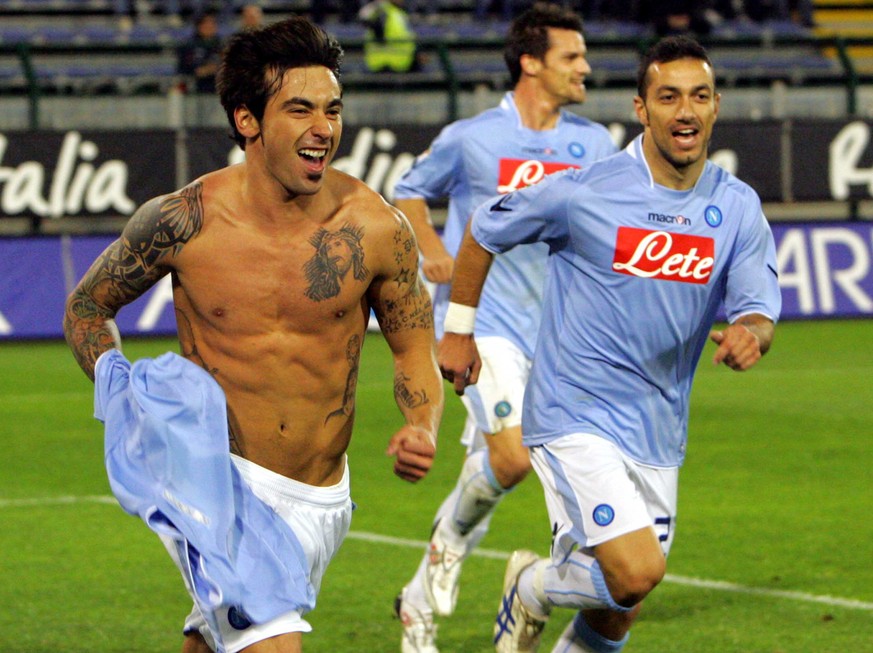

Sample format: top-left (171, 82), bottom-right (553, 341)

top-left (437, 333), bottom-right (481, 396)
top-left (421, 255), bottom-right (454, 285)
top-left (386, 425), bottom-right (436, 483)
top-left (709, 324), bottom-right (762, 371)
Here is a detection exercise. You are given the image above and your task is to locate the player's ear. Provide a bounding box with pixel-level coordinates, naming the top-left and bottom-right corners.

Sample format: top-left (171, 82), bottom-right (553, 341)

top-left (633, 96), bottom-right (648, 127)
top-left (520, 53), bottom-right (542, 77)
top-left (234, 105), bottom-right (260, 139)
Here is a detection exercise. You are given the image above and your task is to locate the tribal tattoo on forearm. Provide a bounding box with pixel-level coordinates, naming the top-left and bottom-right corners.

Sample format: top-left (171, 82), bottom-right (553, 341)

top-left (64, 183), bottom-right (204, 378)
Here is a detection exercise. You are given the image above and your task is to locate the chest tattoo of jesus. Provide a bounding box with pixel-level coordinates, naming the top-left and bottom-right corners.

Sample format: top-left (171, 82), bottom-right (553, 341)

top-left (304, 223), bottom-right (369, 301)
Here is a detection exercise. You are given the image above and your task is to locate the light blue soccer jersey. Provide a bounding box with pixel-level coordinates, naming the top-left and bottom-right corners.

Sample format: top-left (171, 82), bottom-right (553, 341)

top-left (471, 135), bottom-right (782, 467)
top-left (394, 92), bottom-right (617, 357)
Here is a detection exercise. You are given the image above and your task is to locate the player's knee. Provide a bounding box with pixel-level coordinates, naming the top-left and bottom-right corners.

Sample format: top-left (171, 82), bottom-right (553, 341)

top-left (181, 632), bottom-right (211, 653)
top-left (606, 554), bottom-right (666, 607)
top-left (489, 446), bottom-right (532, 488)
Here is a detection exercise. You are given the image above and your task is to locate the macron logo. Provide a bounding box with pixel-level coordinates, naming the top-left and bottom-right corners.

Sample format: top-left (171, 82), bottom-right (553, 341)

top-left (612, 227), bottom-right (715, 284)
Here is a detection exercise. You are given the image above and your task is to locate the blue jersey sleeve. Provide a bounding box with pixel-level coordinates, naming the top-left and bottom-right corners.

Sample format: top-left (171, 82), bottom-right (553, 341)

top-left (470, 169), bottom-right (574, 254)
top-left (393, 122), bottom-right (464, 201)
top-left (724, 202), bottom-right (782, 324)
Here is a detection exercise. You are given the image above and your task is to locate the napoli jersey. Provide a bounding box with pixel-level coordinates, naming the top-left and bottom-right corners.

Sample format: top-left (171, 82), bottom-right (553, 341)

top-left (394, 92), bottom-right (616, 356)
top-left (471, 135), bottom-right (781, 467)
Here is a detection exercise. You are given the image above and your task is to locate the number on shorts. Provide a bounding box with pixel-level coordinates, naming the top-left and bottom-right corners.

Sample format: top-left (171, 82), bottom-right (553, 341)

top-left (654, 516), bottom-right (671, 543)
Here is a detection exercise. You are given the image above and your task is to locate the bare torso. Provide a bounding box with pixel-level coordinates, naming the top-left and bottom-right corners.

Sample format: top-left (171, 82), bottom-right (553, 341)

top-left (171, 166), bottom-right (386, 485)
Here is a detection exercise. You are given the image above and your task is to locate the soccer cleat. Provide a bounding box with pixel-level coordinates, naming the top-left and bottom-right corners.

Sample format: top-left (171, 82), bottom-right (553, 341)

top-left (493, 550), bottom-right (548, 653)
top-left (394, 587), bottom-right (439, 653)
top-left (424, 519), bottom-right (465, 616)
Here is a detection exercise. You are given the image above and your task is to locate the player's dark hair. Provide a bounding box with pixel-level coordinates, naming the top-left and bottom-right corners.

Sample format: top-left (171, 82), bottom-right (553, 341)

top-left (217, 16), bottom-right (344, 148)
top-left (504, 2), bottom-right (584, 86)
top-left (636, 35), bottom-right (713, 99)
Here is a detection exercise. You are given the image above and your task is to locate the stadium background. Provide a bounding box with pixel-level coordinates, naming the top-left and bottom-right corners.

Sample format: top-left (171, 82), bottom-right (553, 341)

top-left (0, 1), bottom-right (871, 652)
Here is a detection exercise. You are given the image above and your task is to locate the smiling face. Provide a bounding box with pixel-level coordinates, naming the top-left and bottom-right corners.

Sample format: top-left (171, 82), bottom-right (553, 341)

top-left (534, 27), bottom-right (591, 106)
top-left (634, 57), bottom-right (720, 188)
top-left (238, 65), bottom-right (343, 197)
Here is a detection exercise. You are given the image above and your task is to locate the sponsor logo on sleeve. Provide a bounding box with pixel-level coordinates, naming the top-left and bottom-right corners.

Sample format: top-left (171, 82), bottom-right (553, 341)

top-left (612, 227), bottom-right (715, 284)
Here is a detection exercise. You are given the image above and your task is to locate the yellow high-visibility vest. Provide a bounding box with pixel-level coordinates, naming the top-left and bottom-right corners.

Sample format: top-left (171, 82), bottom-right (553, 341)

top-left (364, 2), bottom-right (417, 72)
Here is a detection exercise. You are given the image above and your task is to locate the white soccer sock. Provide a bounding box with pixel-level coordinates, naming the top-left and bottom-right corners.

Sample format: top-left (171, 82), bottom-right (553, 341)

top-left (404, 555), bottom-right (434, 613)
top-left (448, 448), bottom-right (505, 538)
top-left (540, 550), bottom-right (633, 613)
top-left (405, 449), bottom-right (503, 603)
top-left (516, 559), bottom-right (552, 621)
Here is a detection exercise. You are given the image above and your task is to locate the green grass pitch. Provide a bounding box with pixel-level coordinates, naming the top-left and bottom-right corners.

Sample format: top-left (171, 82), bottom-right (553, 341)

top-left (0, 320), bottom-right (871, 652)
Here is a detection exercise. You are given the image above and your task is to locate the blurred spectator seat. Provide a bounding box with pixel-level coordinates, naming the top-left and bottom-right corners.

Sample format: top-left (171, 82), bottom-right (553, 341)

top-left (812, 0), bottom-right (873, 73)
top-left (0, 0), bottom-right (858, 99)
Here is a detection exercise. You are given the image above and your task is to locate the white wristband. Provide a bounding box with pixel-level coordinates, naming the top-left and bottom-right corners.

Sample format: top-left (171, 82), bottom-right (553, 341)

top-left (443, 302), bottom-right (477, 335)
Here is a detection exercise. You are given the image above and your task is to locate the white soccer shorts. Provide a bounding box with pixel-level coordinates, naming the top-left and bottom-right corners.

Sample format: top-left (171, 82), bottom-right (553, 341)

top-left (459, 335), bottom-right (531, 446)
top-left (162, 454), bottom-right (353, 653)
top-left (530, 433), bottom-right (678, 561)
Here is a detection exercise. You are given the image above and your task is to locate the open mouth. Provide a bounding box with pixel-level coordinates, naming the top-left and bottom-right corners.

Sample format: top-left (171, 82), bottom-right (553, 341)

top-left (299, 148), bottom-right (327, 163)
top-left (672, 127), bottom-right (699, 147)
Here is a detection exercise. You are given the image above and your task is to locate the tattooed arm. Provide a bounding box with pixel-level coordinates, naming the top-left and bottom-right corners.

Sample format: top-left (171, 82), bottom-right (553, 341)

top-left (63, 184), bottom-right (204, 380)
top-left (370, 209), bottom-right (444, 483)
